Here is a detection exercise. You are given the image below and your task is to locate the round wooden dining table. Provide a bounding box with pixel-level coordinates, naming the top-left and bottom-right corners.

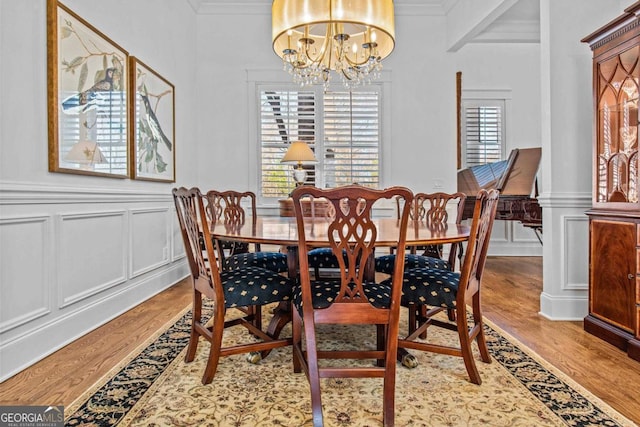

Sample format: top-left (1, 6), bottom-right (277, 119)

top-left (209, 216), bottom-right (470, 249)
top-left (209, 216), bottom-right (471, 345)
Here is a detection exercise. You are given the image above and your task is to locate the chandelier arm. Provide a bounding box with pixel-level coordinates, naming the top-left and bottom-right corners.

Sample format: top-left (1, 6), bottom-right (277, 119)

top-left (302, 24), bottom-right (333, 67)
top-left (342, 49), bottom-right (375, 68)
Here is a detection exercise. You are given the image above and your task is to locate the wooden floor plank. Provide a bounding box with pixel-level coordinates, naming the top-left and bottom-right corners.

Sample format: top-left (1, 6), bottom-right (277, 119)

top-left (1, 256), bottom-right (639, 424)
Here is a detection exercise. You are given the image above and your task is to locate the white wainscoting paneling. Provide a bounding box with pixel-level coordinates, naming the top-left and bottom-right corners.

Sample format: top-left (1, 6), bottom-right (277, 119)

top-left (170, 207), bottom-right (186, 261)
top-left (484, 220), bottom-right (543, 256)
top-left (0, 183), bottom-right (190, 382)
top-left (130, 207), bottom-right (171, 278)
top-left (0, 215), bottom-right (51, 333)
top-left (57, 210), bottom-right (128, 308)
top-left (562, 215), bottom-right (589, 290)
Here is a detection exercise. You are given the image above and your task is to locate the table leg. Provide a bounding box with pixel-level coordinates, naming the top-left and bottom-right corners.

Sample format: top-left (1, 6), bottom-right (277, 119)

top-left (266, 245), bottom-right (297, 339)
top-left (398, 348), bottom-right (418, 368)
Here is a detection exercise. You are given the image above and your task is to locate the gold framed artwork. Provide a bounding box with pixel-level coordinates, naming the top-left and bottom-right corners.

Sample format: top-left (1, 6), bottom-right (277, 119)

top-left (47, 0), bottom-right (129, 177)
top-left (129, 57), bottom-right (176, 182)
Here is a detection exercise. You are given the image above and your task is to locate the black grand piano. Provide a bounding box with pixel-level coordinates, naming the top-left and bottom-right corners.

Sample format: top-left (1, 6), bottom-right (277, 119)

top-left (457, 147), bottom-right (542, 242)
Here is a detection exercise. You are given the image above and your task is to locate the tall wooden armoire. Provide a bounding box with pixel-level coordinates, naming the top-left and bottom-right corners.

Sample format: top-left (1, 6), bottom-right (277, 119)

top-left (582, 2), bottom-right (640, 362)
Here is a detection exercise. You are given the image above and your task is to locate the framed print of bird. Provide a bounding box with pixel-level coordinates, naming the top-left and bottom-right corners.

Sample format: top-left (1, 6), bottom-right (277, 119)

top-left (129, 57), bottom-right (175, 182)
top-left (47, 0), bottom-right (130, 178)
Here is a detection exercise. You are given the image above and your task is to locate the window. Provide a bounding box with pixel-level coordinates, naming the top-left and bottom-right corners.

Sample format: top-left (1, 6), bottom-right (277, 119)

top-left (257, 84), bottom-right (382, 200)
top-left (323, 91), bottom-right (380, 188)
top-left (260, 90), bottom-right (316, 198)
top-left (461, 97), bottom-right (506, 168)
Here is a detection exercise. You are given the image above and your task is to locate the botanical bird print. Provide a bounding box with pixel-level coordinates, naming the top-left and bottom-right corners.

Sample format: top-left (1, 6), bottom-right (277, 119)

top-left (133, 62), bottom-right (174, 178)
top-left (140, 92), bottom-right (172, 151)
top-left (61, 67), bottom-right (117, 113)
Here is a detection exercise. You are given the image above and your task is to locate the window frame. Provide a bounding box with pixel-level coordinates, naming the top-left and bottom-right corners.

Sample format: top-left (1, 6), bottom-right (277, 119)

top-left (460, 89), bottom-right (512, 169)
top-left (247, 69), bottom-right (392, 207)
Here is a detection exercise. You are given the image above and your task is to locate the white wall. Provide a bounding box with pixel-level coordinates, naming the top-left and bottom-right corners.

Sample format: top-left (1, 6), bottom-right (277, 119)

top-left (0, 0), bottom-right (197, 381)
top-left (538, 0), bottom-right (624, 320)
top-left (194, 8), bottom-right (459, 199)
top-left (456, 42), bottom-right (543, 254)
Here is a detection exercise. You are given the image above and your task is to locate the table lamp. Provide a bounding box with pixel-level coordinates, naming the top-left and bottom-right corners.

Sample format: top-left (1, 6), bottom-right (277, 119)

top-left (281, 141), bottom-right (317, 186)
top-left (64, 140), bottom-right (107, 171)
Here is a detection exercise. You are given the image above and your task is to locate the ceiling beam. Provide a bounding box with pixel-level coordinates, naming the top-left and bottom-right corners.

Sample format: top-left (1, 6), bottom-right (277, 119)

top-left (445, 0), bottom-right (520, 51)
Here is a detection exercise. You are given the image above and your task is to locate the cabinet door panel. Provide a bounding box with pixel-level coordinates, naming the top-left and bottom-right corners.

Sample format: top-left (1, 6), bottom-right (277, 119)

top-left (590, 220), bottom-right (636, 332)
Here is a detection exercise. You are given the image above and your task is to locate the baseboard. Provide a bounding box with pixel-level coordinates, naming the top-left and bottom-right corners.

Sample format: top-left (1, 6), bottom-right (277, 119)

top-left (539, 291), bottom-right (588, 320)
top-left (0, 264), bottom-right (189, 382)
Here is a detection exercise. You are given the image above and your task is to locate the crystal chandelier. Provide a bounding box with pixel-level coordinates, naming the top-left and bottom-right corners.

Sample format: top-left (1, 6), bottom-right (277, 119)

top-left (272, 0), bottom-right (395, 89)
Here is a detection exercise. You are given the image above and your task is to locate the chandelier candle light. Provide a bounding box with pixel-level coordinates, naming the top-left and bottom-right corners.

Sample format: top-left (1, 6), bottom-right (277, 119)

top-left (281, 141), bottom-right (318, 186)
top-left (272, 0), bottom-right (395, 88)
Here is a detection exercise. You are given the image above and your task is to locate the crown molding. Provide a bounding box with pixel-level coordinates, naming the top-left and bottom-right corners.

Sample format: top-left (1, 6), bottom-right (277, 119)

top-left (190, 0), bottom-right (446, 16)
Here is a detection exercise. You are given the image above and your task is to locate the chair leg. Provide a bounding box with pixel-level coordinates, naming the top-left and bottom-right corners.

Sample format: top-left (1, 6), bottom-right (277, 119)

top-left (472, 295), bottom-right (491, 363)
top-left (408, 306), bottom-right (418, 336)
top-left (252, 305), bottom-right (262, 331)
top-left (292, 308), bottom-right (302, 373)
top-left (376, 324), bottom-right (386, 367)
top-left (201, 309), bottom-right (226, 385)
top-left (185, 291), bottom-right (202, 363)
top-left (383, 344), bottom-right (397, 426)
top-left (418, 306), bottom-right (427, 339)
top-left (304, 321), bottom-right (324, 427)
top-left (456, 309), bottom-right (481, 385)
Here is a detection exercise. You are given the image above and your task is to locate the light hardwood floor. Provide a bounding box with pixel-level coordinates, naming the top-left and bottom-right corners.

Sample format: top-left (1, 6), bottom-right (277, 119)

top-left (1, 256), bottom-right (639, 424)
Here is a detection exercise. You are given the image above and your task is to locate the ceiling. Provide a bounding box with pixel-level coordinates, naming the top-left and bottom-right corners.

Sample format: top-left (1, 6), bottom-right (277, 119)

top-left (188, 0), bottom-right (541, 46)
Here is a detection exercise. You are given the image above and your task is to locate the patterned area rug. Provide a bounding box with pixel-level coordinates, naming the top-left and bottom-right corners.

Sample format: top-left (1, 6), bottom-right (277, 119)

top-left (64, 304), bottom-right (636, 427)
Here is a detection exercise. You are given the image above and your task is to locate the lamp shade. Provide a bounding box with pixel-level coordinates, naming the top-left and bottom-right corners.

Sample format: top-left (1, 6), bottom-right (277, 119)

top-left (281, 141), bottom-right (318, 164)
top-left (272, 0), bottom-right (395, 70)
top-left (64, 140), bottom-right (107, 164)
top-left (272, 0), bottom-right (395, 87)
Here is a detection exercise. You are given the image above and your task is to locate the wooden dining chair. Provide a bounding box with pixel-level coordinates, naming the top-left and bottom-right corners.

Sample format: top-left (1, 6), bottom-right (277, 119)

top-left (376, 191), bottom-right (467, 355)
top-left (172, 187), bottom-right (293, 384)
top-left (390, 189), bottom-right (499, 385)
top-left (204, 189), bottom-right (289, 274)
top-left (291, 184), bottom-right (414, 427)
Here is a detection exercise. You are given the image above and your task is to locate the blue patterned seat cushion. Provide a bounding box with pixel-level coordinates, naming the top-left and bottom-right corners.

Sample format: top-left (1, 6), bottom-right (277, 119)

top-left (221, 266), bottom-right (292, 308)
top-left (292, 280), bottom-right (392, 314)
top-left (223, 251), bottom-right (289, 273)
top-left (307, 247), bottom-right (346, 269)
top-left (374, 253), bottom-right (449, 275)
top-left (380, 267), bottom-right (459, 309)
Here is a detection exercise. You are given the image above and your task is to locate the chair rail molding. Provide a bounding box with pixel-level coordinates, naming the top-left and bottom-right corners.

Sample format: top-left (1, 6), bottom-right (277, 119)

top-left (0, 181), bottom-right (172, 205)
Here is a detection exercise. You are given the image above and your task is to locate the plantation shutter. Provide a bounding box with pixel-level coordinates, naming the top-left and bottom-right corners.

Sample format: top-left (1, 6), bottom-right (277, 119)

top-left (462, 100), bottom-right (504, 168)
top-left (60, 90), bottom-right (128, 175)
top-left (258, 86), bottom-right (381, 199)
top-left (93, 91), bottom-right (128, 174)
top-left (323, 90), bottom-right (380, 188)
top-left (259, 90), bottom-right (316, 198)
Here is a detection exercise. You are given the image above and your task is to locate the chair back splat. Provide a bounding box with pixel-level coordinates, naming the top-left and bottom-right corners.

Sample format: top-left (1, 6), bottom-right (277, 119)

top-left (291, 184), bottom-right (414, 427)
top-left (395, 188), bottom-right (499, 385)
top-left (204, 189), bottom-right (289, 274)
top-left (172, 187), bottom-right (293, 385)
